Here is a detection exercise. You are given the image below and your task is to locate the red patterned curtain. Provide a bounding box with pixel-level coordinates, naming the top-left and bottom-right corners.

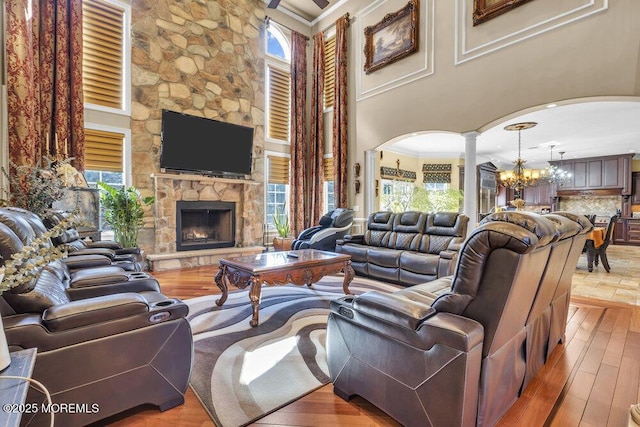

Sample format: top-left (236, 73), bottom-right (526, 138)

top-left (332, 16), bottom-right (349, 208)
top-left (5, 0), bottom-right (85, 170)
top-left (309, 32), bottom-right (325, 226)
top-left (289, 31), bottom-right (308, 237)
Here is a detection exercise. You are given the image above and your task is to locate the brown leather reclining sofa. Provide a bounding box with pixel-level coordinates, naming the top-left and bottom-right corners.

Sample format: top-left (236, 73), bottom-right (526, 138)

top-left (327, 211), bottom-right (590, 427)
top-left (0, 210), bottom-right (193, 426)
top-left (335, 211), bottom-right (469, 286)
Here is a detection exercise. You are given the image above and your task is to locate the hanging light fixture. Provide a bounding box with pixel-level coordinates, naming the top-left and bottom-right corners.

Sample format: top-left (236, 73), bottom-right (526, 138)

top-left (498, 122), bottom-right (542, 195)
top-left (543, 145), bottom-right (572, 185)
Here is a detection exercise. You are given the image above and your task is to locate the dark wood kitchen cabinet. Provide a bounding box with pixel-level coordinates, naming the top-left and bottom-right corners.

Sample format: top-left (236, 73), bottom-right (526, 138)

top-left (551, 154), bottom-right (633, 194)
top-left (632, 172), bottom-right (640, 205)
top-left (522, 181), bottom-right (552, 206)
top-left (613, 218), bottom-right (640, 245)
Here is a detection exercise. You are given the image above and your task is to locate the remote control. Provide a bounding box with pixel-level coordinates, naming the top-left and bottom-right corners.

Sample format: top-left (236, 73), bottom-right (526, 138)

top-left (286, 252), bottom-right (299, 258)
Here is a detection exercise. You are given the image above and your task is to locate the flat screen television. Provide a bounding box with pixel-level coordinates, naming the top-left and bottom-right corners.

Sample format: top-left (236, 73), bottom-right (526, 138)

top-left (160, 110), bottom-right (254, 178)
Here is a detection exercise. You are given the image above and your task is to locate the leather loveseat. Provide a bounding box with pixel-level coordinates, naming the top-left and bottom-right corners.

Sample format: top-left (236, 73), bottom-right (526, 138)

top-left (326, 211), bottom-right (590, 427)
top-left (335, 211), bottom-right (469, 286)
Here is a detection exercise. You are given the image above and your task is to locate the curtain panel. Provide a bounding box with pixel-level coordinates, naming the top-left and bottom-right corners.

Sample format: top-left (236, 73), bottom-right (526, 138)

top-left (289, 31), bottom-right (308, 237)
top-left (5, 0), bottom-right (85, 170)
top-left (332, 16), bottom-right (349, 209)
top-left (309, 32), bottom-right (325, 226)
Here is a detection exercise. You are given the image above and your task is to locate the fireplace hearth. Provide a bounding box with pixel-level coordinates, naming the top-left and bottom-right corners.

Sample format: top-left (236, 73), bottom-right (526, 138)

top-left (176, 201), bottom-right (236, 251)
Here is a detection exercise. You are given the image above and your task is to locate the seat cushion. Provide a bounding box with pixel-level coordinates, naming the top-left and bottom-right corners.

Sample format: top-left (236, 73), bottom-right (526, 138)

top-left (399, 251), bottom-right (439, 276)
top-left (368, 247), bottom-right (401, 268)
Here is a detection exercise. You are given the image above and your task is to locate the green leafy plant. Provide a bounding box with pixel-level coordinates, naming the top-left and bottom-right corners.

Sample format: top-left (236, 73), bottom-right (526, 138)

top-left (97, 182), bottom-right (154, 248)
top-left (272, 205), bottom-right (290, 238)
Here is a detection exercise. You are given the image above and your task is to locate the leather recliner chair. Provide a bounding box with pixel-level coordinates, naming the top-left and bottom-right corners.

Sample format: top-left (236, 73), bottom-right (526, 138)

top-left (0, 221), bottom-right (193, 426)
top-left (0, 208), bottom-right (160, 298)
top-left (291, 208), bottom-right (354, 251)
top-left (326, 211), bottom-right (589, 427)
top-left (44, 209), bottom-right (144, 271)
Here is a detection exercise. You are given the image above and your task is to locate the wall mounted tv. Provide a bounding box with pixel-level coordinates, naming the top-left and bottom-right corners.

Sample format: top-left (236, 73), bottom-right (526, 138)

top-left (160, 110), bottom-right (254, 178)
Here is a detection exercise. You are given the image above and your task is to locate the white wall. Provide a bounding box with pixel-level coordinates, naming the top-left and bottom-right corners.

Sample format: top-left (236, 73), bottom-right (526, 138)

top-left (311, 0), bottom-right (640, 211)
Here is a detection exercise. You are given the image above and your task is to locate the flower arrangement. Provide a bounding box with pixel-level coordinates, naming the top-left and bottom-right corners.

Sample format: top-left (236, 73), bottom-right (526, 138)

top-left (0, 157), bottom-right (72, 216)
top-left (0, 213), bottom-right (79, 293)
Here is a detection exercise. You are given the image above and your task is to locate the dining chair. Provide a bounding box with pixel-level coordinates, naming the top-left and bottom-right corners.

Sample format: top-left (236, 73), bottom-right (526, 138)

top-left (593, 214), bottom-right (618, 272)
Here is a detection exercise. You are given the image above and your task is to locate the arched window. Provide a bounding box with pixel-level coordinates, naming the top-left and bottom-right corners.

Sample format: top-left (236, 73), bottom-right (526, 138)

top-left (267, 25), bottom-right (290, 61)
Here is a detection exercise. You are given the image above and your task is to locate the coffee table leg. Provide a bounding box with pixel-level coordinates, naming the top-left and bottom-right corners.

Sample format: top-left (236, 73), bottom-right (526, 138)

top-left (342, 260), bottom-right (355, 295)
top-left (248, 276), bottom-right (262, 327)
top-left (215, 265), bottom-right (228, 306)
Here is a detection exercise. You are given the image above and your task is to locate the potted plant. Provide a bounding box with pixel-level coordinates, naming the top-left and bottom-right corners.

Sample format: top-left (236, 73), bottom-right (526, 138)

top-left (97, 182), bottom-right (154, 248)
top-left (272, 205), bottom-right (293, 251)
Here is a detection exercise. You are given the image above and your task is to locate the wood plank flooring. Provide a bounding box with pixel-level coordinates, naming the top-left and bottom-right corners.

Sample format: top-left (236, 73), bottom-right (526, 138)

top-left (102, 249), bottom-right (640, 427)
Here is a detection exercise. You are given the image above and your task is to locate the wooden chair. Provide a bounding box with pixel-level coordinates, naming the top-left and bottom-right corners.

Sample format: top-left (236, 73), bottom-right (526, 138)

top-left (593, 214), bottom-right (617, 272)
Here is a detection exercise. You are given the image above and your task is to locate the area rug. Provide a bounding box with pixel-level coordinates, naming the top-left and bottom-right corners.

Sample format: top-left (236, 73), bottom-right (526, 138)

top-left (185, 275), bottom-right (402, 427)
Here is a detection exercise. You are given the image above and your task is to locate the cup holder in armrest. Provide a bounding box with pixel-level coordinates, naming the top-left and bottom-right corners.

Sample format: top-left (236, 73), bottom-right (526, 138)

top-left (129, 272), bottom-right (150, 280)
top-left (154, 299), bottom-right (176, 307)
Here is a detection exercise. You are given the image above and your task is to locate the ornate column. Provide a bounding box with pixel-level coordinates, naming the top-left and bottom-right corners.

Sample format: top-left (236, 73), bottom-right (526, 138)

top-left (462, 131), bottom-right (479, 234)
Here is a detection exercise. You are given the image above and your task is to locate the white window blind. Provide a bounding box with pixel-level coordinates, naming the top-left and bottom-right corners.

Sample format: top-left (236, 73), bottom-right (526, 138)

top-left (84, 128), bottom-right (124, 172)
top-left (324, 35), bottom-right (336, 110)
top-left (268, 155), bottom-right (290, 184)
top-left (267, 65), bottom-right (290, 142)
top-left (82, 0), bottom-right (124, 109)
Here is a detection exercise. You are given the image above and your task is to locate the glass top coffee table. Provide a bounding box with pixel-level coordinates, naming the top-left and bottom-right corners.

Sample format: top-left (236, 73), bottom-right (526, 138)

top-left (214, 249), bottom-right (354, 327)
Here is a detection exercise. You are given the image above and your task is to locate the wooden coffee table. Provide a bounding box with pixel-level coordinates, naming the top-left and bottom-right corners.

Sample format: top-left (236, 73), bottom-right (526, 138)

top-left (214, 249), bottom-right (355, 327)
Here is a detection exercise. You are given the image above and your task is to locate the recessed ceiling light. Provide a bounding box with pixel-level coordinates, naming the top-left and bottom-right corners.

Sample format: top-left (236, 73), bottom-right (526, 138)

top-left (497, 145), bottom-right (502, 149)
top-left (546, 103), bottom-right (557, 108)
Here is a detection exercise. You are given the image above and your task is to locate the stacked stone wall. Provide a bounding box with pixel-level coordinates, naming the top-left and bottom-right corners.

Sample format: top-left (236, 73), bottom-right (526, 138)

top-left (130, 0), bottom-right (265, 255)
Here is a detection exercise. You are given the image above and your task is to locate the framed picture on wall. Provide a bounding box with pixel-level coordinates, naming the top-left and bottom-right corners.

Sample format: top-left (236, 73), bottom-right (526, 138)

top-left (363, 0), bottom-right (419, 74)
top-left (473, 0), bottom-right (535, 26)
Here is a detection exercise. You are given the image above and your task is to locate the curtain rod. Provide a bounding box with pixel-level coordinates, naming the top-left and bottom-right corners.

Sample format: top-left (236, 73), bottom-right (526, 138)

top-left (265, 16), bottom-right (310, 40)
top-left (265, 12), bottom-right (351, 39)
top-left (319, 13), bottom-right (351, 34)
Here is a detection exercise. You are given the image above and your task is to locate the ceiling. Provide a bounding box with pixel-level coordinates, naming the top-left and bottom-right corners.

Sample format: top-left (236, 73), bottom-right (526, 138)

top-left (386, 100), bottom-right (640, 170)
top-left (265, 3), bottom-right (640, 171)
top-left (271, 0), bottom-right (341, 22)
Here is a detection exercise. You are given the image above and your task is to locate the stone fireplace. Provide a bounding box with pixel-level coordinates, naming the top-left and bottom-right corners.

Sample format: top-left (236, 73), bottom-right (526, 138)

top-left (176, 201), bottom-right (235, 251)
top-left (146, 173), bottom-right (264, 271)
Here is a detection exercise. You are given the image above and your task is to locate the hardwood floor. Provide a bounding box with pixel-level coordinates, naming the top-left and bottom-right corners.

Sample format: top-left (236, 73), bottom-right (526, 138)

top-left (104, 247), bottom-right (640, 427)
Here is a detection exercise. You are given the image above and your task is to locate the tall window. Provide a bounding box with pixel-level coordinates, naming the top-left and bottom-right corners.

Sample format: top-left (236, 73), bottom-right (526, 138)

top-left (324, 156), bottom-right (335, 211)
top-left (265, 154), bottom-right (290, 230)
top-left (380, 180), bottom-right (415, 212)
top-left (266, 24), bottom-right (291, 143)
top-left (82, 0), bottom-right (130, 233)
top-left (83, 127), bottom-right (126, 231)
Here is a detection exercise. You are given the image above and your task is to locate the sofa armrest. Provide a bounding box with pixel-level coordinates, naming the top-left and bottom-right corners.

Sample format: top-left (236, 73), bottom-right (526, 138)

top-left (63, 254), bottom-right (112, 270)
top-left (68, 247), bottom-right (116, 260)
top-left (67, 271), bottom-right (161, 299)
top-left (438, 250), bottom-right (459, 277)
top-left (330, 296), bottom-right (483, 353)
top-left (42, 293), bottom-right (149, 332)
top-left (352, 291), bottom-right (436, 330)
top-left (339, 234), bottom-right (364, 245)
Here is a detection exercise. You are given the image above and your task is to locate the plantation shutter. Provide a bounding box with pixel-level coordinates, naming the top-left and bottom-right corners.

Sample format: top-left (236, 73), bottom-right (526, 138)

top-left (268, 155), bottom-right (290, 184)
top-left (84, 129), bottom-right (124, 172)
top-left (82, 0), bottom-right (124, 109)
top-left (323, 157), bottom-right (334, 181)
top-left (323, 35), bottom-right (336, 109)
top-left (267, 65), bottom-right (291, 142)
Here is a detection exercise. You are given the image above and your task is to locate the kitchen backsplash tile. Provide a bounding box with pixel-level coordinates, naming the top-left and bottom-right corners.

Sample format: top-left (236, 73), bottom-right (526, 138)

top-left (558, 196), bottom-right (620, 217)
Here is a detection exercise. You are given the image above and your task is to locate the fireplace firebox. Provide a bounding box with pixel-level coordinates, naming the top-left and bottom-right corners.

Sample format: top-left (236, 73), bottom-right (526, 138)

top-left (176, 201), bottom-right (236, 251)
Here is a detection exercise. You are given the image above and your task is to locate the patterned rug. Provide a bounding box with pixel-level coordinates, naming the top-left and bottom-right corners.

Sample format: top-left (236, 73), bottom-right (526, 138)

top-left (185, 275), bottom-right (402, 427)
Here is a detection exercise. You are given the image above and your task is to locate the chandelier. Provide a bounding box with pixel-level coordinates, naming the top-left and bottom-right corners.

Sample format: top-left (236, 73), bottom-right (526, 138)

top-left (498, 122), bottom-right (542, 193)
top-left (543, 145), bottom-right (572, 185)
